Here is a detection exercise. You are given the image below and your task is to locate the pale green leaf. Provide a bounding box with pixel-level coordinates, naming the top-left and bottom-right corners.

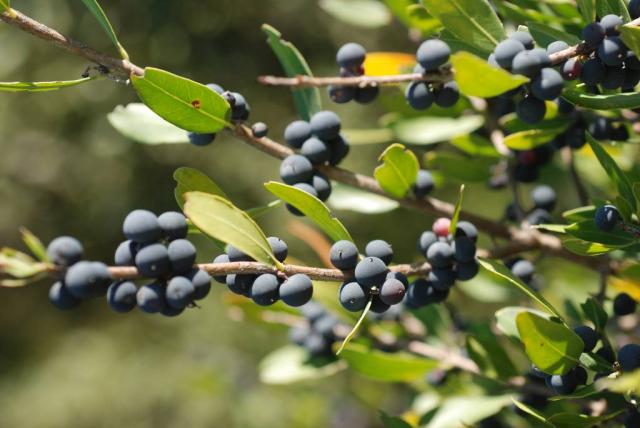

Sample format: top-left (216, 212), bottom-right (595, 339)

top-left (108, 103), bottom-right (189, 145)
top-left (319, 0), bottom-right (391, 28)
top-left (259, 345), bottom-right (346, 384)
top-left (328, 185), bottom-right (399, 214)
top-left (174, 167), bottom-right (228, 210)
top-left (392, 115), bottom-right (484, 145)
top-left (0, 78), bottom-right (94, 92)
top-left (451, 52), bottom-right (529, 98)
top-left (183, 192), bottom-right (279, 268)
top-left (79, 0), bottom-right (129, 59)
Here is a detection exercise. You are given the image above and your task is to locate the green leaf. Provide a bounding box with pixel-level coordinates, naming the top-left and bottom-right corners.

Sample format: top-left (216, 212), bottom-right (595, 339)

top-left (620, 24), bottom-right (640, 58)
top-left (428, 395), bottom-right (512, 428)
top-left (526, 21), bottom-right (581, 46)
top-left (379, 411), bottom-right (412, 428)
top-left (563, 86), bottom-right (640, 109)
top-left (586, 133), bottom-right (636, 211)
top-left (374, 144), bottom-right (420, 198)
top-left (450, 134), bottom-right (501, 158)
top-left (562, 205), bottom-right (596, 222)
top-left (319, 0), bottom-right (392, 28)
top-left (563, 238), bottom-right (614, 256)
top-left (79, 0), bottom-right (129, 59)
top-left (183, 192), bottom-right (280, 268)
top-left (0, 1), bottom-right (10, 13)
top-left (466, 325), bottom-right (518, 379)
top-left (449, 185), bottom-right (465, 234)
top-left (495, 306), bottom-right (552, 340)
top-left (0, 78), bottom-right (94, 92)
top-left (421, 0), bottom-right (506, 54)
top-left (262, 24), bottom-right (322, 121)
top-left (451, 52), bottom-right (529, 98)
top-left (392, 115), bottom-right (484, 145)
top-left (338, 342), bottom-right (438, 382)
top-left (566, 220), bottom-right (635, 247)
top-left (548, 383), bottom-right (600, 401)
top-left (131, 67), bottom-right (231, 134)
top-left (580, 297), bottom-right (608, 331)
top-left (577, 0), bottom-right (596, 23)
top-left (516, 311), bottom-right (582, 375)
top-left (548, 411), bottom-right (624, 428)
top-left (596, 0), bottom-right (630, 22)
top-left (336, 297), bottom-right (372, 355)
top-left (108, 103), bottom-right (189, 145)
top-left (503, 129), bottom-right (564, 150)
top-left (597, 369), bottom-right (640, 394)
top-left (511, 399), bottom-right (554, 427)
top-left (245, 200), bottom-right (283, 219)
top-left (579, 352), bottom-right (614, 372)
top-left (174, 167), bottom-right (228, 210)
top-left (259, 345), bottom-right (345, 384)
top-left (328, 185), bottom-right (399, 214)
top-left (20, 228), bottom-right (48, 262)
top-left (501, 114), bottom-right (571, 134)
top-left (264, 181), bottom-right (352, 242)
top-left (479, 259), bottom-right (563, 318)
top-left (0, 248), bottom-right (42, 279)
top-left (430, 153), bottom-right (492, 183)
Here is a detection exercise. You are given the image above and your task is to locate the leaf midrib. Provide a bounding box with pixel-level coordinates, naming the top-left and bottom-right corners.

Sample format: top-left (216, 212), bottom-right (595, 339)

top-left (448, 0), bottom-right (500, 47)
top-left (520, 319), bottom-right (581, 367)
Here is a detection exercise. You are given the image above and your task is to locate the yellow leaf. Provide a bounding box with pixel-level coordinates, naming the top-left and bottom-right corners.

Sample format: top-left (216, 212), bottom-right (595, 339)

top-left (609, 276), bottom-right (640, 301)
top-left (364, 52), bottom-right (415, 76)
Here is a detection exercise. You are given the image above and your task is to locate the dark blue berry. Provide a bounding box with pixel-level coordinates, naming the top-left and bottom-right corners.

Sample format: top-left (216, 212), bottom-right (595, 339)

top-left (167, 239), bottom-right (196, 274)
top-left (310, 111), bottom-right (341, 140)
top-left (284, 120), bottom-right (311, 148)
top-left (166, 276), bottom-right (195, 309)
top-left (65, 261), bottom-right (111, 299)
top-left (188, 132), bottom-right (216, 146)
top-left (137, 282), bottom-right (166, 313)
top-left (47, 236), bottom-right (83, 267)
top-left (158, 211), bottom-right (188, 241)
top-left (49, 281), bottom-right (81, 310)
top-left (416, 39), bottom-right (451, 71)
top-left (594, 205), bottom-right (621, 231)
top-left (613, 292), bottom-right (637, 316)
top-left (330, 240), bottom-right (359, 270)
top-left (574, 325), bottom-right (599, 352)
top-left (280, 154), bottom-right (314, 185)
top-left (365, 239), bottom-right (393, 264)
top-left (135, 243), bottom-right (170, 278)
top-left (339, 281), bottom-right (369, 312)
top-left (107, 281), bottom-right (138, 313)
top-left (123, 209), bottom-right (161, 244)
top-left (279, 274), bottom-right (313, 307)
top-left (354, 257), bottom-right (389, 288)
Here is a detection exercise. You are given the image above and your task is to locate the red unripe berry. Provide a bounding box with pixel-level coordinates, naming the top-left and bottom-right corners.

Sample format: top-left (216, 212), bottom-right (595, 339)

top-left (432, 218), bottom-right (451, 237)
top-left (518, 150), bottom-right (538, 166)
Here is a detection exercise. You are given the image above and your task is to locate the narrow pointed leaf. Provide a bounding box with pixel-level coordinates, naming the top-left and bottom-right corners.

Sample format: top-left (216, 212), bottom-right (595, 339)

top-left (336, 297), bottom-right (372, 355)
top-left (174, 167), bottom-right (228, 209)
top-left (262, 24), bottom-right (321, 121)
top-left (20, 228), bottom-right (48, 262)
top-left (449, 185), bottom-right (465, 234)
top-left (0, 78), bottom-right (94, 92)
top-left (79, 0), bottom-right (129, 59)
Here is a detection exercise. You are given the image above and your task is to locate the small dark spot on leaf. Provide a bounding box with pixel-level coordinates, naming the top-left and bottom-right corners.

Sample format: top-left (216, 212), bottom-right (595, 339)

top-left (191, 100), bottom-right (201, 109)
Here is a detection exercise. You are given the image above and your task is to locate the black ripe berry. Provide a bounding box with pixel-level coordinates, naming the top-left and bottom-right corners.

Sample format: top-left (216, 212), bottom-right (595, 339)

top-left (284, 120), bottom-right (311, 148)
top-left (107, 281), bottom-right (138, 313)
top-left (167, 239), bottom-right (197, 274)
top-left (531, 68), bottom-right (564, 100)
top-left (328, 85), bottom-right (355, 104)
top-left (330, 240), bottom-right (359, 270)
top-left (516, 96), bottom-right (546, 124)
top-left (597, 37), bottom-right (627, 66)
top-left (405, 82), bottom-right (434, 110)
top-left (135, 243), bottom-right (170, 278)
top-left (339, 281), bottom-right (369, 312)
top-left (157, 211), bottom-right (188, 241)
top-left (354, 257), bottom-right (389, 288)
top-left (510, 31), bottom-right (535, 50)
top-left (212, 254), bottom-right (230, 284)
top-left (286, 183), bottom-right (318, 216)
top-left (300, 137), bottom-right (330, 165)
top-left (582, 22), bottom-right (605, 48)
top-left (511, 50), bottom-right (544, 78)
top-left (416, 39), bottom-right (451, 71)
top-left (49, 281), bottom-right (81, 310)
top-left (47, 236), bottom-right (83, 267)
top-left (617, 343), bottom-right (640, 372)
top-left (413, 169), bottom-right (435, 198)
top-left (136, 282), bottom-right (166, 313)
top-left (188, 132), bottom-right (215, 147)
top-left (310, 111), bottom-right (341, 140)
top-left (251, 273), bottom-right (280, 306)
top-left (188, 268), bottom-right (211, 300)
top-left (364, 239), bottom-right (393, 264)
top-left (65, 261), bottom-right (111, 299)
top-left (336, 42), bottom-right (366, 70)
top-left (494, 39), bottom-right (525, 69)
top-left (426, 242), bottom-right (454, 268)
top-left (123, 209), bottom-right (161, 244)
top-left (600, 14), bottom-right (623, 36)
top-left (613, 292), bottom-right (637, 316)
top-left (580, 58), bottom-right (605, 86)
top-left (594, 204), bottom-right (620, 231)
top-left (166, 276), bottom-right (195, 309)
top-left (573, 325), bottom-right (599, 352)
top-left (531, 185), bottom-right (556, 211)
top-left (434, 81), bottom-right (459, 108)
top-left (267, 236), bottom-right (288, 262)
top-left (311, 173), bottom-right (332, 202)
top-left (279, 274), bottom-right (313, 307)
top-left (251, 122), bottom-right (268, 138)
top-left (280, 154), bottom-right (314, 185)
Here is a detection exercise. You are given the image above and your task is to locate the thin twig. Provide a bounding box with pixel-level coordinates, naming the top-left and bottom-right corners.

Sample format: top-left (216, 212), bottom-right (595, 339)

top-left (0, 9), bottom-right (144, 78)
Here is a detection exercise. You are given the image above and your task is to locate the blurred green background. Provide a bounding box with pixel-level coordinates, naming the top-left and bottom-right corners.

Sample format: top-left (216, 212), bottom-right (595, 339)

top-left (0, 1), bottom-right (606, 427)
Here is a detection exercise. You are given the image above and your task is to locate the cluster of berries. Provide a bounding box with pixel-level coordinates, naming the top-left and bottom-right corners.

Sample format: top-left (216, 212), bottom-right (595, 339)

top-left (47, 236), bottom-right (109, 310)
top-left (405, 39), bottom-right (460, 110)
top-left (578, 15), bottom-right (640, 93)
top-left (112, 210), bottom-right (210, 315)
top-left (279, 111), bottom-right (349, 214)
top-left (489, 31), bottom-right (564, 124)
top-left (213, 237), bottom-right (314, 307)
top-left (405, 218), bottom-right (479, 308)
top-left (552, 101), bottom-right (630, 150)
top-left (288, 302), bottom-right (346, 358)
top-left (188, 83), bottom-right (251, 146)
top-left (332, 239), bottom-right (407, 314)
top-left (505, 184), bottom-right (556, 226)
top-left (328, 43), bottom-right (379, 105)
